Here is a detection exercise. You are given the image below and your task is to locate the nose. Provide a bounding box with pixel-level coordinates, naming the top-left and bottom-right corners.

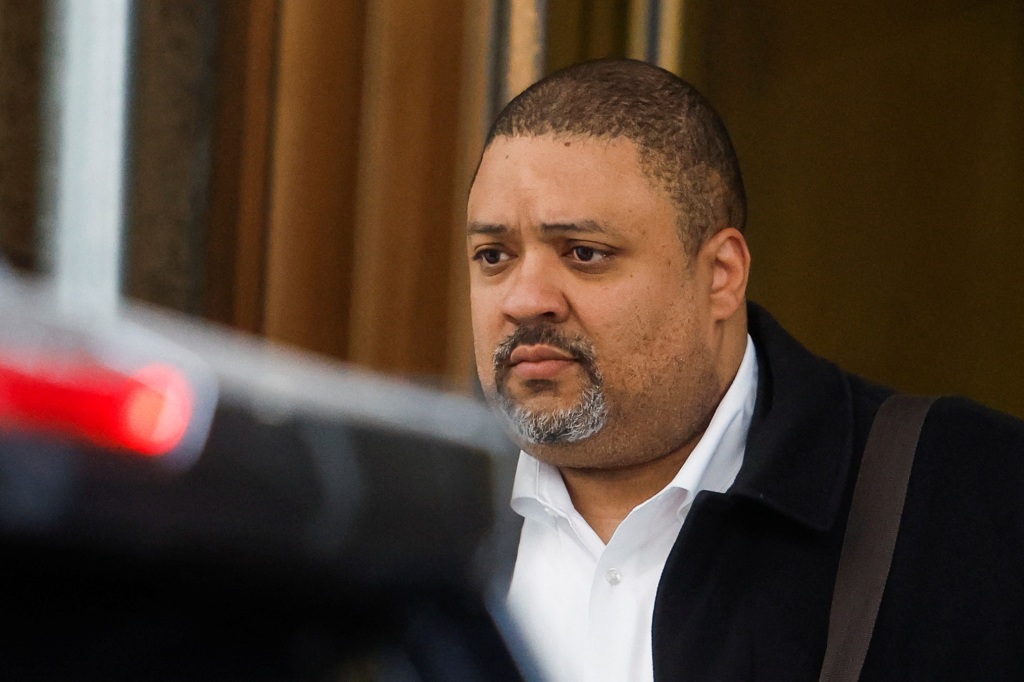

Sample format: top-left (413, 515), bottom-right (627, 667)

top-left (500, 253), bottom-right (570, 325)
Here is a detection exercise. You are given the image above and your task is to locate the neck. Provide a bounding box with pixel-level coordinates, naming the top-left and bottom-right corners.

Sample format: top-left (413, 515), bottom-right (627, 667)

top-left (559, 442), bottom-right (697, 543)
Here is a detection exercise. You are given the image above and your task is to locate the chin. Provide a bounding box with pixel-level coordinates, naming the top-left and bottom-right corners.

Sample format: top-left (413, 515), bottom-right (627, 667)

top-left (515, 430), bottom-right (631, 470)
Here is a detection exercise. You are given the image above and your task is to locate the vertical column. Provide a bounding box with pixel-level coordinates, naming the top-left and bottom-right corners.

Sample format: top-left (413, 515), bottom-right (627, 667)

top-left (506, 0), bottom-right (547, 102)
top-left (38, 0), bottom-right (132, 320)
top-left (0, 1), bottom-right (44, 272)
top-left (204, 0), bottom-right (280, 332)
top-left (655, 0), bottom-right (684, 74)
top-left (125, 0), bottom-right (219, 314)
top-left (628, 0), bottom-right (684, 73)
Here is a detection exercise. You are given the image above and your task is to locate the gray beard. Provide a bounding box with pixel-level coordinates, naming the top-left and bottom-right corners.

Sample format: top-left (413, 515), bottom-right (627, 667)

top-left (491, 324), bottom-right (609, 444)
top-left (497, 379), bottom-right (608, 444)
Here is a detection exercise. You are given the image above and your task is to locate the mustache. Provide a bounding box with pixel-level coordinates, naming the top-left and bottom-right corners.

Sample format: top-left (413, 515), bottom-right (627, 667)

top-left (493, 325), bottom-right (601, 387)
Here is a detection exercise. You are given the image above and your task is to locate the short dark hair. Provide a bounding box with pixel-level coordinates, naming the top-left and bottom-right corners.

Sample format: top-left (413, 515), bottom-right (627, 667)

top-left (485, 58), bottom-right (746, 252)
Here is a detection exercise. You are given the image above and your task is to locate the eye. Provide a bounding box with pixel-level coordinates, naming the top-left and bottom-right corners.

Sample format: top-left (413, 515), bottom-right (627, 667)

top-left (571, 245), bottom-right (598, 262)
top-left (567, 244), bottom-right (611, 265)
top-left (472, 248), bottom-right (510, 268)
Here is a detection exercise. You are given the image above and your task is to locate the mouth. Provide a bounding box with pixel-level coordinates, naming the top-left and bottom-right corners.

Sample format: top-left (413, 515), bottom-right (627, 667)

top-left (493, 325), bottom-right (600, 393)
top-left (507, 345), bottom-right (577, 381)
top-left (509, 344), bottom-right (576, 365)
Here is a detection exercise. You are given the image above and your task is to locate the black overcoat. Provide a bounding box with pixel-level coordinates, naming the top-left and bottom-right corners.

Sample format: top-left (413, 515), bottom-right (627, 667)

top-left (652, 303), bottom-right (1024, 681)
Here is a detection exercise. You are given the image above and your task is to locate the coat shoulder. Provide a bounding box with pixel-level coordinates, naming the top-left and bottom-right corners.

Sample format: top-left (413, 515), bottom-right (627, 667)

top-left (918, 396), bottom-right (1024, 481)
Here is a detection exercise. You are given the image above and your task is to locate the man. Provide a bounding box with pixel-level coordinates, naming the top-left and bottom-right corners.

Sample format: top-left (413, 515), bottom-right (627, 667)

top-left (467, 59), bottom-right (1024, 681)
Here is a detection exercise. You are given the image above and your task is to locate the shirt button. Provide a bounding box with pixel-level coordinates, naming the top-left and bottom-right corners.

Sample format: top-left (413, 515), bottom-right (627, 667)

top-left (605, 568), bottom-right (623, 585)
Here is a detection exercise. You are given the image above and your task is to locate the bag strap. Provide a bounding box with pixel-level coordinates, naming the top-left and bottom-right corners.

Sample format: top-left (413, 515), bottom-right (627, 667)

top-left (818, 394), bottom-right (936, 682)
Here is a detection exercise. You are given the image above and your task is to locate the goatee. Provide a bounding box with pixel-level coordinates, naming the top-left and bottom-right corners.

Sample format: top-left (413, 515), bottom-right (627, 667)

top-left (492, 325), bottom-right (608, 444)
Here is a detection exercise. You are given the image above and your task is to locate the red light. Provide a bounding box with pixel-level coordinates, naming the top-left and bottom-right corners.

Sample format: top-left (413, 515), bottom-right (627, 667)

top-left (0, 356), bottom-right (194, 456)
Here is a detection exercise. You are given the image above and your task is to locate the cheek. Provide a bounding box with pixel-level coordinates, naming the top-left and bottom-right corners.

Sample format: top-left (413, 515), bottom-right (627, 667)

top-left (591, 277), bottom-right (690, 340)
top-left (470, 296), bottom-right (499, 389)
top-left (585, 284), bottom-right (700, 379)
top-left (473, 343), bottom-right (495, 391)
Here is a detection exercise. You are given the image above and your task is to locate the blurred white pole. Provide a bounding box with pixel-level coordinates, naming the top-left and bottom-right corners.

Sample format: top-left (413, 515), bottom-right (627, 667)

top-left (38, 0), bottom-right (133, 321)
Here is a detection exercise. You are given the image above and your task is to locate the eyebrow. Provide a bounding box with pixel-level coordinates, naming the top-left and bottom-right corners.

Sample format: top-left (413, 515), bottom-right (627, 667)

top-left (466, 221), bottom-right (508, 236)
top-left (466, 219), bottom-right (623, 238)
top-left (541, 220), bottom-right (622, 238)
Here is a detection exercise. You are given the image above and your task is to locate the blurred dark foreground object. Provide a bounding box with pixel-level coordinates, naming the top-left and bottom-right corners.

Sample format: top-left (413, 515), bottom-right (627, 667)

top-left (0, 273), bottom-right (532, 682)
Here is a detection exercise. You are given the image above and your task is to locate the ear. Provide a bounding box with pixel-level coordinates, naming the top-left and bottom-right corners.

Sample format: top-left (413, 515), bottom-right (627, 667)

top-left (701, 227), bottom-right (750, 321)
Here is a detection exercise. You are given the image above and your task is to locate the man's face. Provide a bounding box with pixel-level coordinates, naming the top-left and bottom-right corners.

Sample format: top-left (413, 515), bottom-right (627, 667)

top-left (467, 134), bottom-right (723, 470)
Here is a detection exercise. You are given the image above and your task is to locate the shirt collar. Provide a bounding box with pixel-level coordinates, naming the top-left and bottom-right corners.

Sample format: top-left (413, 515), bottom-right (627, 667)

top-left (510, 453), bottom-right (574, 522)
top-left (662, 334), bottom-right (757, 515)
top-left (511, 335), bottom-right (758, 522)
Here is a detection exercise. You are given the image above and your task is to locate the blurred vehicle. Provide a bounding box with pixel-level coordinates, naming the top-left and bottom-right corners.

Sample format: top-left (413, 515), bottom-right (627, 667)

top-left (0, 270), bottom-right (533, 681)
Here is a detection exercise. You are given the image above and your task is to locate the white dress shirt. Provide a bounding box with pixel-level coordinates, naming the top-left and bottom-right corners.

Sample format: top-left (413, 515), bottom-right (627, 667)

top-left (507, 336), bottom-right (758, 682)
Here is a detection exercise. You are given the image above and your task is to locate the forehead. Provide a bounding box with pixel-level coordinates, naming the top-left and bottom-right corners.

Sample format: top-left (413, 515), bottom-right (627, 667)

top-left (467, 134), bottom-right (673, 229)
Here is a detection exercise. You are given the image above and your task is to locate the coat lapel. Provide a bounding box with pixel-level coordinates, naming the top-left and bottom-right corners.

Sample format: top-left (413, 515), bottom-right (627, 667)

top-left (730, 302), bottom-right (857, 533)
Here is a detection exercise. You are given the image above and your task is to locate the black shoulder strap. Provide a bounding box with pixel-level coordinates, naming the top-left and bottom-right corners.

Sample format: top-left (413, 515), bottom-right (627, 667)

top-left (818, 394), bottom-right (936, 682)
